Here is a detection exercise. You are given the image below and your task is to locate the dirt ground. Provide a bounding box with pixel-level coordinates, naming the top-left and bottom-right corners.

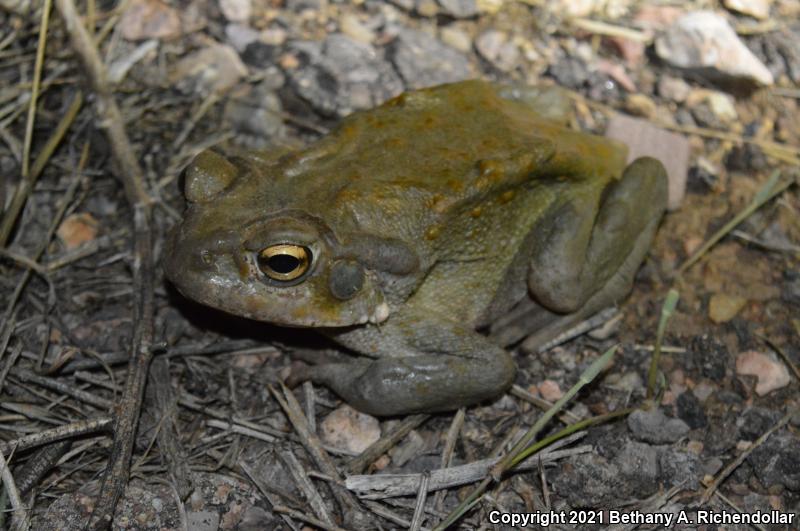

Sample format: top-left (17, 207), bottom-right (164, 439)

top-left (0, 0), bottom-right (799, 529)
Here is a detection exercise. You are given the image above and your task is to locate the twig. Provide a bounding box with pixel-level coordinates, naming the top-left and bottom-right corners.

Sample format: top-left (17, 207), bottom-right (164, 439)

top-left (148, 357), bottom-right (193, 499)
top-left (0, 417), bottom-right (113, 455)
top-left (14, 440), bottom-right (71, 495)
top-left (0, 448), bottom-right (29, 531)
top-left (54, 0), bottom-right (154, 528)
top-left (10, 367), bottom-right (112, 409)
top-left (409, 473), bottom-right (430, 531)
top-left (279, 449), bottom-right (336, 527)
top-left (271, 384), bottom-right (373, 528)
top-left (700, 409), bottom-right (794, 504)
top-left (363, 500), bottom-right (416, 528)
top-left (346, 442), bottom-right (591, 498)
top-left (432, 408), bottom-right (464, 511)
top-left (239, 461), bottom-right (302, 531)
top-left (272, 505), bottom-right (350, 531)
top-left (346, 414), bottom-right (430, 475)
top-left (510, 385), bottom-right (581, 424)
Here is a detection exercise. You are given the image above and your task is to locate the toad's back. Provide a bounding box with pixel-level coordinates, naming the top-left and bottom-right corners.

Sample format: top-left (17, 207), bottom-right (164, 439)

top-left (278, 80), bottom-right (628, 247)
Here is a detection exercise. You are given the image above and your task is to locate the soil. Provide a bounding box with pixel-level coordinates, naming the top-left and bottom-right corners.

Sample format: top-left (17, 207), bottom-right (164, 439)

top-left (0, 0), bottom-right (798, 529)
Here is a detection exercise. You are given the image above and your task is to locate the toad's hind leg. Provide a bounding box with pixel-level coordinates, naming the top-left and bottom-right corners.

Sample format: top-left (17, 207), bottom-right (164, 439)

top-left (522, 157), bottom-right (668, 350)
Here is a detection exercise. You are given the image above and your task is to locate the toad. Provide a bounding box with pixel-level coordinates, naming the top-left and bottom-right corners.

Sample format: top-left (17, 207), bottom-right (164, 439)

top-left (165, 80), bottom-right (667, 416)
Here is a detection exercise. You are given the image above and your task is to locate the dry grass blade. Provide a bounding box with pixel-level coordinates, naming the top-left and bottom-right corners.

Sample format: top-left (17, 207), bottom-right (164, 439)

top-left (569, 18), bottom-right (652, 42)
top-left (679, 170), bottom-right (795, 274)
top-left (0, 448), bottom-right (29, 531)
top-left (433, 345), bottom-right (616, 530)
top-left (0, 91), bottom-right (83, 247)
top-left (21, 0), bottom-right (51, 179)
top-left (646, 288), bottom-right (680, 400)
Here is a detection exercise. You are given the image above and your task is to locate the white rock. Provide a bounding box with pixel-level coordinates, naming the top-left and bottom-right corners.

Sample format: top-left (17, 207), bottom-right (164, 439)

top-left (723, 0), bottom-right (771, 20)
top-left (706, 91), bottom-right (738, 122)
top-left (558, 0), bottom-right (596, 17)
top-left (736, 350), bottom-right (791, 396)
top-left (657, 75), bottom-right (690, 102)
top-left (655, 11), bottom-right (773, 86)
top-left (319, 405), bottom-right (380, 454)
top-left (219, 0), bottom-right (251, 22)
top-left (171, 43), bottom-right (248, 94)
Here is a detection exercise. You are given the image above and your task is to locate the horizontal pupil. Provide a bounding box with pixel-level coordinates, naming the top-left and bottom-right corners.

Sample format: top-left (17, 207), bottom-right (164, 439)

top-left (268, 253), bottom-right (300, 274)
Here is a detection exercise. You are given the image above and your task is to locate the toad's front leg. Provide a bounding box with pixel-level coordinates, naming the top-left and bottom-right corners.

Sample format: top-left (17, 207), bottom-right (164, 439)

top-left (296, 309), bottom-right (517, 416)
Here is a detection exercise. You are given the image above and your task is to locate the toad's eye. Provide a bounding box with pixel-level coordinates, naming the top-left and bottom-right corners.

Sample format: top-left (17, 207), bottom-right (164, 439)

top-left (257, 244), bottom-right (311, 282)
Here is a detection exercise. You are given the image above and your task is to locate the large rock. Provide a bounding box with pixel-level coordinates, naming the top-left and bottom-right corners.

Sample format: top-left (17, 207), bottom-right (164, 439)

top-left (285, 34), bottom-right (403, 117)
top-left (387, 27), bottom-right (473, 89)
top-left (655, 11), bottom-right (773, 86)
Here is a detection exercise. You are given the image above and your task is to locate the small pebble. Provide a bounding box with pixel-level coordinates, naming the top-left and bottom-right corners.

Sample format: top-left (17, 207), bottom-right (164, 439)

top-left (615, 371), bottom-right (644, 393)
top-left (439, 26), bottom-right (472, 53)
top-left (692, 380), bottom-right (715, 402)
top-left (708, 293), bottom-right (747, 323)
top-left (339, 13), bottom-right (375, 44)
top-left (436, 0), bottom-right (478, 18)
top-left (607, 36), bottom-right (645, 66)
top-left (687, 440), bottom-right (705, 455)
top-left (57, 213), bottom-right (98, 250)
top-left (225, 23), bottom-right (259, 52)
top-left (627, 407), bottom-right (691, 444)
top-left (538, 379), bottom-right (563, 402)
top-left (219, 0), bottom-right (251, 23)
top-left (624, 93), bottom-right (657, 118)
top-left (657, 75), bottom-right (690, 102)
top-left (677, 391), bottom-right (707, 429)
top-left (319, 405), bottom-right (381, 454)
top-left (736, 350), bottom-right (791, 395)
top-left (119, 0), bottom-right (181, 41)
top-left (171, 42), bottom-right (248, 94)
top-left (475, 30), bottom-right (520, 72)
top-left (390, 430), bottom-right (425, 466)
top-left (556, 0), bottom-right (596, 17)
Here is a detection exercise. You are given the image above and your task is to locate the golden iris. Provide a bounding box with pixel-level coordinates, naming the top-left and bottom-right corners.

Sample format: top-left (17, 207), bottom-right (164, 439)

top-left (257, 244), bottom-right (311, 281)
